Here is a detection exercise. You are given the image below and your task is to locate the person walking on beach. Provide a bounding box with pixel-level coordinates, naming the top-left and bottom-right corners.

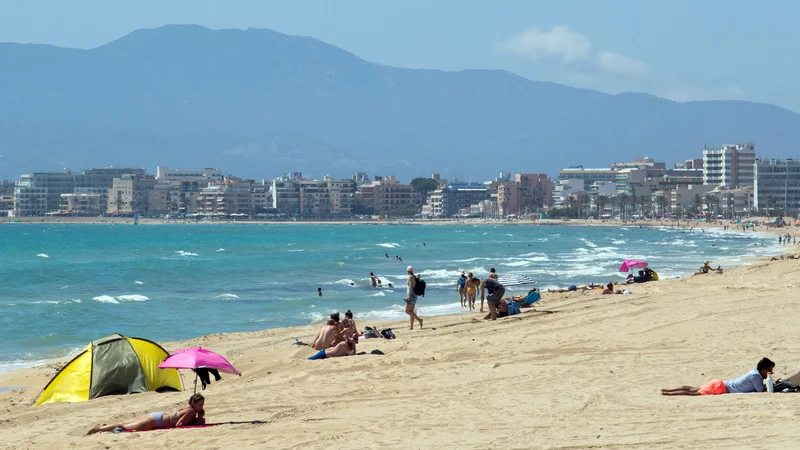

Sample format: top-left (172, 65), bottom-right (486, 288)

top-left (466, 273), bottom-right (478, 311)
top-left (661, 358), bottom-right (776, 396)
top-left (405, 266), bottom-right (424, 330)
top-left (457, 272), bottom-right (468, 307)
top-left (480, 276), bottom-right (506, 320)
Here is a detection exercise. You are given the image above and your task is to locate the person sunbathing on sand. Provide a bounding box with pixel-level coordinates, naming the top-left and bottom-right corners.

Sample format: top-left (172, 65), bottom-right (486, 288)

top-left (661, 358), bottom-right (775, 396)
top-left (312, 313), bottom-right (341, 350)
top-left (308, 336), bottom-right (357, 360)
top-left (87, 394), bottom-right (205, 434)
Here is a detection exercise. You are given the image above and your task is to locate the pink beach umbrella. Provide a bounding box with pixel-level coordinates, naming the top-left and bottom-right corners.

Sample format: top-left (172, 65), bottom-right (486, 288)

top-left (619, 259), bottom-right (648, 273)
top-left (159, 348), bottom-right (241, 393)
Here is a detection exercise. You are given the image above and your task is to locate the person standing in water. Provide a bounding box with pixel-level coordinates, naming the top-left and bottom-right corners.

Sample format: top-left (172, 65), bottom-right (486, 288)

top-left (457, 272), bottom-right (468, 307)
top-left (405, 266), bottom-right (424, 330)
top-left (488, 268), bottom-right (499, 280)
top-left (370, 272), bottom-right (379, 287)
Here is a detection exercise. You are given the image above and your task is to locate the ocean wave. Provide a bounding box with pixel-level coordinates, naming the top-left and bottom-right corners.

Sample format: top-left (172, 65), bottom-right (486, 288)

top-left (36, 253), bottom-right (49, 258)
top-left (92, 294), bottom-right (150, 304)
top-left (288, 249), bottom-right (305, 252)
top-left (334, 279), bottom-right (356, 285)
top-left (376, 243), bottom-right (400, 248)
top-left (30, 300), bottom-right (61, 305)
top-left (611, 240), bottom-right (626, 244)
top-left (117, 295), bottom-right (150, 302)
top-left (503, 260), bottom-right (533, 267)
top-left (453, 257), bottom-right (492, 263)
top-left (92, 295), bottom-right (119, 304)
top-left (134, 281), bottom-right (144, 285)
top-left (216, 248), bottom-right (226, 252)
top-left (215, 294), bottom-right (240, 299)
top-left (175, 250), bottom-right (199, 257)
top-left (369, 291), bottom-right (386, 297)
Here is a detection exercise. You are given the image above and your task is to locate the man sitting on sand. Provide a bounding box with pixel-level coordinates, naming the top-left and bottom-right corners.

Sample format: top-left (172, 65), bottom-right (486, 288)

top-left (308, 336), bottom-right (357, 360)
top-left (661, 358), bottom-right (775, 396)
top-left (312, 313), bottom-right (341, 350)
top-left (694, 261), bottom-right (723, 275)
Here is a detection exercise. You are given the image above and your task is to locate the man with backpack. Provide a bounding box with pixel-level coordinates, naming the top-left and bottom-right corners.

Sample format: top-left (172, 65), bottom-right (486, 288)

top-left (405, 266), bottom-right (424, 330)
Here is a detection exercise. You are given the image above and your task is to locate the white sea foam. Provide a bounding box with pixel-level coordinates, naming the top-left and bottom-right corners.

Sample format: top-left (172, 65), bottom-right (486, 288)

top-left (175, 250), bottom-right (199, 257)
top-left (377, 242), bottom-right (400, 248)
top-left (216, 294), bottom-right (240, 299)
top-left (134, 281), bottom-right (144, 285)
top-left (418, 268), bottom-right (462, 279)
top-left (31, 300), bottom-right (61, 305)
top-left (355, 302), bottom-right (465, 322)
top-left (503, 260), bottom-right (533, 267)
top-left (216, 248), bottom-right (226, 252)
top-left (36, 253), bottom-right (49, 258)
top-left (92, 295), bottom-right (119, 304)
top-left (92, 294), bottom-right (149, 303)
top-left (116, 295), bottom-right (150, 302)
top-left (334, 279), bottom-right (356, 285)
top-left (369, 291), bottom-right (386, 297)
top-left (612, 240), bottom-right (626, 244)
top-left (288, 249), bottom-right (305, 252)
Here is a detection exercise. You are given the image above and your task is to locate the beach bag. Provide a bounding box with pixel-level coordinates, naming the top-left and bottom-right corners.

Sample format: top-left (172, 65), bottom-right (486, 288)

top-left (380, 328), bottom-right (396, 339)
top-left (363, 326), bottom-right (379, 339)
top-left (413, 276), bottom-right (426, 297)
top-left (507, 301), bottom-right (521, 316)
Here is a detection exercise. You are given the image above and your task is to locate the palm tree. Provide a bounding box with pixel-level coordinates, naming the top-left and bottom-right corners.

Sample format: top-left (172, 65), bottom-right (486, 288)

top-left (596, 195), bottom-right (609, 218)
top-left (693, 193), bottom-right (703, 216)
top-left (578, 192), bottom-right (590, 218)
top-left (639, 195), bottom-right (648, 218)
top-left (617, 193), bottom-right (630, 220)
top-left (704, 194), bottom-right (720, 220)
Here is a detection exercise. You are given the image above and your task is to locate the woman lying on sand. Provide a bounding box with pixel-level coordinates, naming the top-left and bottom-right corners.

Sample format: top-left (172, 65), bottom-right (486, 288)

top-left (87, 394), bottom-right (205, 434)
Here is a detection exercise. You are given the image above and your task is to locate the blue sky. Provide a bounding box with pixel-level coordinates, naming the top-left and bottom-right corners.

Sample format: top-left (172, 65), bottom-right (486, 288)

top-left (1, 0), bottom-right (798, 112)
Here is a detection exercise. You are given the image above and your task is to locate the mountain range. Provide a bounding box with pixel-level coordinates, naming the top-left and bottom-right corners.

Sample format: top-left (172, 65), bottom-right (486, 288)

top-left (1, 24), bottom-right (799, 182)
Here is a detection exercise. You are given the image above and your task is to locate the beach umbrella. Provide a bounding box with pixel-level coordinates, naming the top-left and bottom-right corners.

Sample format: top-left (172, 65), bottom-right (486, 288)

top-left (619, 259), bottom-right (648, 273)
top-left (159, 348), bottom-right (241, 393)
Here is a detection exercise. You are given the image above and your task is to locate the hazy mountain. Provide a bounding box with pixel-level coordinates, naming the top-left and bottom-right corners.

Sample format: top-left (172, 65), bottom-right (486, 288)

top-left (1, 24), bottom-right (799, 181)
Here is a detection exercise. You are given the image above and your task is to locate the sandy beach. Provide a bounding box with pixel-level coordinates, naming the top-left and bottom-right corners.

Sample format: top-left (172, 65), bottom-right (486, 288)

top-left (2, 251), bottom-right (800, 449)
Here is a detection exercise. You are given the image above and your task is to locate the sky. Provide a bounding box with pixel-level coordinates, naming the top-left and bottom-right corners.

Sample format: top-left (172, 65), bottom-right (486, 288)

top-left (1, 0), bottom-right (798, 112)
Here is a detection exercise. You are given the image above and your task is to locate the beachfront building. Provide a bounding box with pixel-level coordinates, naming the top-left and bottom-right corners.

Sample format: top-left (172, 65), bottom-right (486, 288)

top-left (14, 167), bottom-right (146, 216)
top-left (271, 173), bottom-right (356, 217)
top-left (753, 158), bottom-right (800, 215)
top-left (702, 142), bottom-right (756, 188)
top-left (712, 186), bottom-right (754, 217)
top-left (552, 179), bottom-right (585, 208)
top-left (155, 166), bottom-right (223, 182)
top-left (496, 173), bottom-right (553, 216)
top-left (106, 174), bottom-right (158, 215)
top-left (426, 183), bottom-right (489, 217)
top-left (497, 183), bottom-right (518, 216)
top-left (668, 185), bottom-right (715, 217)
top-left (196, 178), bottom-right (254, 216)
top-left (356, 176), bottom-right (416, 215)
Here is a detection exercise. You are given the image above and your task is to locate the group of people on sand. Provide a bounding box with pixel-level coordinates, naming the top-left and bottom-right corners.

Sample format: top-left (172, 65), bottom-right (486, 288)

top-left (308, 310), bottom-right (359, 360)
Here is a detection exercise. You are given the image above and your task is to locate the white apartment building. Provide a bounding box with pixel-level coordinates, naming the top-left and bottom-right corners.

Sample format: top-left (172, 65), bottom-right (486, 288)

top-left (754, 158), bottom-right (800, 214)
top-left (702, 142), bottom-right (756, 188)
top-left (156, 166), bottom-right (223, 182)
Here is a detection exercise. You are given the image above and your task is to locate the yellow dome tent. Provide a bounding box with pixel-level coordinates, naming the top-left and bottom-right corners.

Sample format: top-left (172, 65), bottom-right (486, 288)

top-left (34, 333), bottom-right (182, 407)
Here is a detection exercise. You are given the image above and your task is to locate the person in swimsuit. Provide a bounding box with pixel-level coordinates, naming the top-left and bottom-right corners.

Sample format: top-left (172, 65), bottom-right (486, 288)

top-left (488, 268), bottom-right (499, 280)
top-left (370, 272), bottom-right (379, 287)
top-left (312, 313), bottom-right (340, 350)
top-left (87, 394), bottom-right (205, 434)
top-left (308, 336), bottom-right (357, 360)
top-left (466, 275), bottom-right (478, 311)
top-left (405, 265), bottom-right (423, 330)
top-left (456, 272), bottom-right (468, 307)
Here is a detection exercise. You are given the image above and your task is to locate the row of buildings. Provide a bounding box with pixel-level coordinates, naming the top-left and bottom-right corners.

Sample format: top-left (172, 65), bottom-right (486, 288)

top-left (3, 142), bottom-right (799, 219)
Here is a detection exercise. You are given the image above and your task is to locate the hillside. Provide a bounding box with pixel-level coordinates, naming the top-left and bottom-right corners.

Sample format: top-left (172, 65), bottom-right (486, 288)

top-left (0, 24), bottom-right (798, 180)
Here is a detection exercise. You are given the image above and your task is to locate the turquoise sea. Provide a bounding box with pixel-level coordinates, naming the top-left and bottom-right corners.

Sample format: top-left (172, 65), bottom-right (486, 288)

top-left (0, 223), bottom-right (778, 372)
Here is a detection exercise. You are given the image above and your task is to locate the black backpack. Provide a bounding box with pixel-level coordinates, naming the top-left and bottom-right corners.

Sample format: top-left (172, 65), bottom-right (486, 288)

top-left (413, 275), bottom-right (426, 297)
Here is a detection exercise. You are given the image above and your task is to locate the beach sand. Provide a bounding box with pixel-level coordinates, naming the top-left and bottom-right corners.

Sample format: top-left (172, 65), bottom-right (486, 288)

top-left (3, 256), bottom-right (800, 449)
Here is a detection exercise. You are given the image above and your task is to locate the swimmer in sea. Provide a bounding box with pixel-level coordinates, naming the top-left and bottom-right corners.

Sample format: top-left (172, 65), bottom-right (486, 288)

top-left (318, 287), bottom-right (322, 296)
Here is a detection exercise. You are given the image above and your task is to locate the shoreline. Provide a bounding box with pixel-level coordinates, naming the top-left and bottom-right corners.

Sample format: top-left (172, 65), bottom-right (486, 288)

top-left (0, 220), bottom-right (787, 377)
top-left (3, 257), bottom-right (800, 447)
